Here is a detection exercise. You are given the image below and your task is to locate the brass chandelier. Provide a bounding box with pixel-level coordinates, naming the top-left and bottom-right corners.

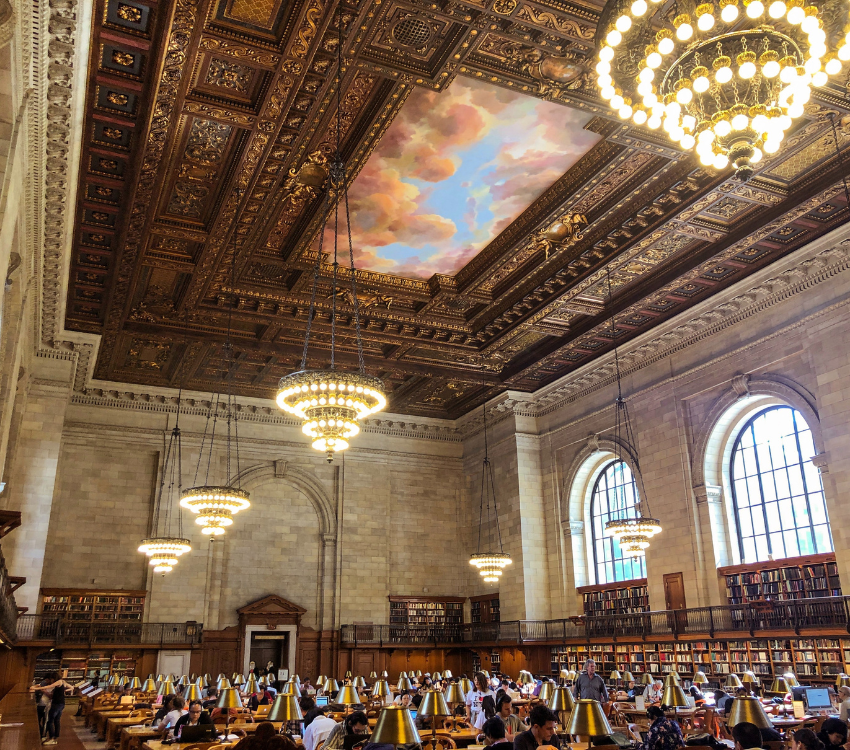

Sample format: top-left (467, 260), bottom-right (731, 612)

top-left (602, 271), bottom-right (662, 556)
top-left (469, 405), bottom-right (512, 583)
top-left (139, 408), bottom-right (191, 574)
top-left (180, 250), bottom-right (249, 535)
top-left (276, 4), bottom-right (386, 461)
top-left (595, 0), bottom-right (850, 178)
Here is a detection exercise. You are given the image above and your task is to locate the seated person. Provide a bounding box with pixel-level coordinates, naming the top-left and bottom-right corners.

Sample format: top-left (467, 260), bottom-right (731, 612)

top-left (326, 711), bottom-right (369, 750)
top-left (202, 688), bottom-right (219, 710)
top-left (495, 695), bottom-right (525, 736)
top-left (791, 728), bottom-right (827, 750)
top-left (157, 695), bottom-right (187, 731)
top-left (154, 695), bottom-right (176, 723)
top-left (393, 693), bottom-right (413, 708)
top-left (641, 705), bottom-right (684, 750)
top-left (732, 721), bottom-right (763, 750)
top-left (483, 716), bottom-right (514, 750)
top-left (712, 690), bottom-right (733, 714)
top-left (817, 718), bottom-right (848, 750)
top-left (249, 686), bottom-right (274, 710)
top-left (174, 701), bottom-right (213, 737)
top-left (688, 686), bottom-right (706, 705)
top-left (513, 704), bottom-right (561, 750)
top-left (643, 681), bottom-right (664, 704)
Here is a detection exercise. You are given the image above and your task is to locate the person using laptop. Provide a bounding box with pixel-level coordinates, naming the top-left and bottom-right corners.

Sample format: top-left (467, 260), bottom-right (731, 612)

top-left (174, 700), bottom-right (213, 739)
top-left (249, 685), bottom-right (274, 711)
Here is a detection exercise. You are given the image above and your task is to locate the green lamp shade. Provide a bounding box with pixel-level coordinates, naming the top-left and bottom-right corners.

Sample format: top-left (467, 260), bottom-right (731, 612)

top-left (609, 670), bottom-right (622, 681)
top-left (663, 674), bottom-right (681, 689)
top-left (129, 677), bottom-right (142, 690)
top-left (783, 672), bottom-right (800, 688)
top-left (835, 674), bottom-right (850, 688)
top-left (443, 671), bottom-right (453, 679)
top-left (371, 706), bottom-right (421, 746)
top-left (459, 678), bottom-right (473, 693)
top-left (268, 694), bottom-right (303, 722)
top-left (418, 689), bottom-right (451, 717)
top-left (769, 677), bottom-right (790, 694)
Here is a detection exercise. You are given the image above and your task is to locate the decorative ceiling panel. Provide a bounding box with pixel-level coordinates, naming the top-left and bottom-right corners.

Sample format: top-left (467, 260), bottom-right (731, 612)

top-left (64, 0), bottom-right (850, 417)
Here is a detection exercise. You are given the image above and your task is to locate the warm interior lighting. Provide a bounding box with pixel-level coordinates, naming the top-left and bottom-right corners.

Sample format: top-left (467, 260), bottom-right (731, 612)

top-left (138, 538), bottom-right (191, 573)
top-left (179, 486), bottom-right (250, 536)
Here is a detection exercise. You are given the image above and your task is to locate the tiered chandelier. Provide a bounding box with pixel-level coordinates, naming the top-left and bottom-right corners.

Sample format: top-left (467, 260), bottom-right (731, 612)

top-left (180, 250), bottom-right (249, 535)
top-left (139, 407), bottom-right (191, 574)
top-left (275, 4), bottom-right (386, 462)
top-left (602, 270), bottom-right (662, 556)
top-left (595, 0), bottom-right (850, 178)
top-left (469, 405), bottom-right (512, 583)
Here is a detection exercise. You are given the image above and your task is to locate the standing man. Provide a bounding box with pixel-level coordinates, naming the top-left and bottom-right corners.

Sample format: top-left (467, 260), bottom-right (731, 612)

top-left (573, 660), bottom-right (608, 703)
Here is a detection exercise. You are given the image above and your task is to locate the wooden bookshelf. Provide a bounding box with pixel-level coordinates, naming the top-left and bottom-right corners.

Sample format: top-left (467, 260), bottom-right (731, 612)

top-left (470, 595), bottom-right (500, 624)
top-left (41, 588), bottom-right (146, 623)
top-left (388, 596), bottom-right (464, 627)
top-left (551, 637), bottom-right (850, 683)
top-left (578, 579), bottom-right (649, 616)
top-left (719, 553), bottom-right (841, 604)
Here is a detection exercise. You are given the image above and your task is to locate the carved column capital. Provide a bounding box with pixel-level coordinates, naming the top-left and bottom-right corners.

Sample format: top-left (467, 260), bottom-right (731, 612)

top-left (693, 483), bottom-right (722, 505)
top-left (563, 520), bottom-right (585, 536)
top-left (810, 452), bottom-right (829, 474)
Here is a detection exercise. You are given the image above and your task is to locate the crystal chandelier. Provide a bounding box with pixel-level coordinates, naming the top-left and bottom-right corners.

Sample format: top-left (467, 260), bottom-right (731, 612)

top-left (139, 406), bottom-right (191, 574)
top-left (469, 405), bottom-right (512, 583)
top-left (180, 250), bottom-right (249, 535)
top-left (276, 5), bottom-right (386, 462)
top-left (602, 270), bottom-right (662, 556)
top-left (595, 0), bottom-right (850, 178)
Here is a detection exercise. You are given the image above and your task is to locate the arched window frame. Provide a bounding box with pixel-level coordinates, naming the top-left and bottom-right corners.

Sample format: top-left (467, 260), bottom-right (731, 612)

top-left (589, 460), bottom-right (646, 585)
top-left (729, 404), bottom-right (832, 563)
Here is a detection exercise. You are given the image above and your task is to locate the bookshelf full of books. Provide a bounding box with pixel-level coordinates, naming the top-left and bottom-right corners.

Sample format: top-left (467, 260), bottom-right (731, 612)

top-left (578, 579), bottom-right (649, 616)
top-left (40, 588), bottom-right (146, 624)
top-left (388, 597), bottom-right (464, 627)
top-left (551, 637), bottom-right (850, 684)
top-left (470, 595), bottom-right (501, 624)
top-left (720, 553), bottom-right (841, 604)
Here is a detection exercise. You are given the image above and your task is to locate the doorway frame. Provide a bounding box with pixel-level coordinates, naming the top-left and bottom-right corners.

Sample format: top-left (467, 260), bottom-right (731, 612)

top-left (243, 624), bottom-right (297, 677)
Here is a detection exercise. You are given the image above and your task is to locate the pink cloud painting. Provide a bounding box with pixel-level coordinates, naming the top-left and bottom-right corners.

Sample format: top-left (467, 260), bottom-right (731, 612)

top-left (334, 77), bottom-right (601, 279)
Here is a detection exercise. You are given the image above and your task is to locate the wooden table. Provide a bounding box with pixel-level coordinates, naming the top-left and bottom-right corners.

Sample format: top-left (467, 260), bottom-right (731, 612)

top-left (119, 725), bottom-right (162, 750)
top-left (93, 709), bottom-right (135, 739)
top-left (141, 723), bottom-right (286, 750)
top-left (770, 717), bottom-right (817, 729)
top-left (107, 716), bottom-right (153, 748)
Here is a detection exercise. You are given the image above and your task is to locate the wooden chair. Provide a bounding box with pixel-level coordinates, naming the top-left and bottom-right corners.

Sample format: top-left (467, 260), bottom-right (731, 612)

top-left (442, 718), bottom-right (471, 730)
top-left (128, 709), bottom-right (153, 720)
top-left (422, 736), bottom-right (458, 750)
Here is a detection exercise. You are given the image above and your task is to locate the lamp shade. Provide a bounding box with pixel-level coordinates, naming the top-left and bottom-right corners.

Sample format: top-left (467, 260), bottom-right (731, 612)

top-left (623, 671), bottom-right (635, 683)
top-left (157, 680), bottom-right (176, 697)
top-left (559, 670), bottom-right (569, 680)
top-left (370, 672), bottom-right (378, 680)
top-left (381, 671), bottom-right (389, 678)
top-left (399, 672), bottom-right (408, 679)
top-left (244, 675), bottom-right (260, 694)
top-left (345, 671), bottom-right (353, 679)
top-left (294, 675), bottom-right (302, 685)
top-left (157, 674), bottom-right (165, 682)
top-left (549, 686), bottom-right (576, 713)
top-left (107, 674), bottom-right (119, 686)
top-left (416, 671), bottom-right (423, 678)
top-left (769, 677), bottom-right (790, 694)
top-left (538, 682), bottom-right (555, 702)
top-left (610, 670), bottom-right (622, 681)
top-left (259, 675), bottom-right (268, 687)
top-left (142, 679), bottom-right (157, 692)
top-left (353, 676), bottom-right (367, 688)
top-left (335, 685), bottom-right (362, 705)
top-left (268, 693), bottom-right (303, 722)
top-left (459, 677), bottom-right (474, 693)
top-left (433, 671), bottom-right (443, 681)
top-left (372, 680), bottom-right (391, 698)
top-left (396, 676), bottom-right (412, 691)
top-left (204, 674), bottom-right (213, 683)
top-left (835, 674), bottom-right (850, 688)
top-left (324, 678), bottom-right (340, 694)
top-left (178, 674), bottom-right (189, 686)
top-left (664, 674), bottom-right (681, 689)
top-left (371, 706), bottom-right (421, 746)
top-left (444, 683), bottom-right (465, 704)
top-left (641, 673), bottom-right (655, 685)
top-left (284, 681), bottom-right (302, 698)
top-left (317, 675), bottom-right (327, 687)
top-left (236, 674), bottom-right (246, 685)
top-left (662, 685), bottom-right (690, 708)
top-left (724, 674), bottom-right (744, 689)
top-left (565, 700), bottom-right (612, 737)
top-left (444, 670), bottom-right (453, 679)
top-left (196, 676), bottom-right (206, 689)
top-left (566, 670), bottom-right (577, 682)
top-left (184, 684), bottom-right (202, 702)
top-left (119, 676), bottom-right (129, 687)
top-left (418, 689), bottom-right (451, 717)
top-left (727, 696), bottom-right (773, 728)
top-left (692, 671), bottom-right (709, 685)
top-left (129, 677), bottom-right (142, 690)
top-left (217, 677), bottom-right (232, 690)
top-left (741, 671), bottom-right (759, 685)
top-left (217, 687), bottom-right (244, 710)
top-left (216, 674), bottom-right (225, 680)
top-left (783, 671), bottom-right (800, 688)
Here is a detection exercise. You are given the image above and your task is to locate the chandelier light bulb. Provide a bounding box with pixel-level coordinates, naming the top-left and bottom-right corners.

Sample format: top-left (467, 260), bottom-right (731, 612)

top-left (801, 14), bottom-right (819, 33)
top-left (646, 51), bottom-right (663, 68)
top-left (763, 59), bottom-right (780, 77)
top-left (615, 14), bottom-right (632, 31)
top-left (637, 80), bottom-right (653, 96)
top-left (680, 133), bottom-right (696, 149)
top-left (610, 93), bottom-right (625, 109)
top-left (732, 112), bottom-right (749, 129)
top-left (787, 102), bottom-right (805, 117)
top-left (596, 60), bottom-right (611, 75)
top-left (700, 151), bottom-right (715, 165)
top-left (598, 73), bottom-right (613, 87)
top-left (721, 1), bottom-right (739, 21)
top-left (676, 87), bottom-right (693, 104)
top-left (607, 29), bottom-right (622, 45)
top-left (841, 45), bottom-right (850, 61)
top-left (631, 0), bottom-right (648, 13)
top-left (750, 147), bottom-right (763, 163)
top-left (745, 0), bottom-right (764, 17)
top-left (713, 153), bottom-right (730, 169)
top-left (676, 21), bottom-right (693, 39)
top-left (787, 3), bottom-right (805, 22)
top-left (619, 104), bottom-right (633, 119)
top-left (639, 67), bottom-right (655, 82)
top-left (715, 118), bottom-right (732, 137)
top-left (825, 57), bottom-right (842, 75)
top-left (811, 70), bottom-right (828, 86)
top-left (764, 139), bottom-right (781, 153)
top-left (633, 108), bottom-right (648, 124)
top-left (693, 74), bottom-right (710, 92)
top-left (647, 115), bottom-right (662, 129)
top-left (600, 46), bottom-right (615, 62)
top-left (601, 85), bottom-right (616, 99)
top-left (768, 0), bottom-right (786, 15)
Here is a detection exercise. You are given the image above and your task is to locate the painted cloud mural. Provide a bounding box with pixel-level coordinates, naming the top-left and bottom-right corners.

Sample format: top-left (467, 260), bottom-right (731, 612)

top-left (327, 77), bottom-right (601, 280)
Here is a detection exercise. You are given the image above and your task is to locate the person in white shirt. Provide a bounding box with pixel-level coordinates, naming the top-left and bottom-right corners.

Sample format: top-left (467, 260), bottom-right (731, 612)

top-left (465, 672), bottom-right (496, 726)
top-left (157, 696), bottom-right (188, 731)
top-left (837, 686), bottom-right (850, 722)
top-left (303, 710), bottom-right (338, 750)
top-left (643, 680), bottom-right (664, 704)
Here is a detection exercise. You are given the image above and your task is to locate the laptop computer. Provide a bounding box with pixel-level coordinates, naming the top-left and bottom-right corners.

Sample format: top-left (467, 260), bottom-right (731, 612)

top-left (178, 725), bottom-right (217, 743)
top-left (803, 688), bottom-right (832, 714)
top-left (316, 696), bottom-right (329, 706)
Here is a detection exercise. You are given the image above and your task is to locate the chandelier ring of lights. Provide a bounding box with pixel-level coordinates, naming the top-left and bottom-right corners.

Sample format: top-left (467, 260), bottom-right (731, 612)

top-left (595, 0), bottom-right (850, 178)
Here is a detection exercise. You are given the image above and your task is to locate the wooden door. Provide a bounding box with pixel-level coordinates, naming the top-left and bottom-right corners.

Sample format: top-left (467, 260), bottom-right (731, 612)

top-left (663, 573), bottom-right (687, 629)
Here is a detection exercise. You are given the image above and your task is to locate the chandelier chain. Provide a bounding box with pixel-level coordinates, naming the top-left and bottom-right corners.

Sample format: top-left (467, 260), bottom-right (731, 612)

top-left (301, 189), bottom-right (332, 371)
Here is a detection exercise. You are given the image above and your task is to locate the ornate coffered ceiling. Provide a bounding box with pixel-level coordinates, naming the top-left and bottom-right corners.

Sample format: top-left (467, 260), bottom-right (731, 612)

top-left (62, 0), bottom-right (850, 417)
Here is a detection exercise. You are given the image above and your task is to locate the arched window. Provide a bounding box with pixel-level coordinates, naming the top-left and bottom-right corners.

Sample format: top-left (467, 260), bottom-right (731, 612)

top-left (591, 460), bottom-right (646, 584)
top-left (731, 406), bottom-right (832, 563)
